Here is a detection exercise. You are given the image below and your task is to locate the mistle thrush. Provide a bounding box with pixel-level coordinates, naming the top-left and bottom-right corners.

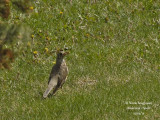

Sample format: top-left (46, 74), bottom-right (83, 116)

top-left (43, 49), bottom-right (69, 98)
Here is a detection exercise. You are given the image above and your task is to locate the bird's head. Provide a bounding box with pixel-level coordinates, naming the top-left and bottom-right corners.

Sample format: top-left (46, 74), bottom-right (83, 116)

top-left (56, 49), bottom-right (69, 60)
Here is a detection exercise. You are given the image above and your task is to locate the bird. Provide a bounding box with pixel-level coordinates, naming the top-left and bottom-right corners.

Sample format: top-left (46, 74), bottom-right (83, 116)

top-left (43, 49), bottom-right (69, 98)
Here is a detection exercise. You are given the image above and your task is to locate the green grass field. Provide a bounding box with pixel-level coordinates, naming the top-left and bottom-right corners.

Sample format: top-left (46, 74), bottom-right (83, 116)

top-left (0, 0), bottom-right (160, 119)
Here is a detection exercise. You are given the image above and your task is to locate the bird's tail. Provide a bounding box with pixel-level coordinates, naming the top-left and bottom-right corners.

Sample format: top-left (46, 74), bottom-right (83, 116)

top-left (43, 77), bottom-right (58, 98)
top-left (43, 85), bottom-right (54, 98)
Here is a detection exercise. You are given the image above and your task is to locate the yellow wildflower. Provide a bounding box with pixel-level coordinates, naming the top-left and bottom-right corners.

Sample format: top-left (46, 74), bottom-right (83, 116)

top-left (86, 34), bottom-right (89, 37)
top-left (46, 36), bottom-right (50, 40)
top-left (29, 6), bottom-right (34, 10)
top-left (31, 35), bottom-right (34, 39)
top-left (53, 61), bottom-right (56, 64)
top-left (33, 51), bottom-right (38, 54)
top-left (60, 11), bottom-right (63, 14)
top-left (45, 48), bottom-right (49, 52)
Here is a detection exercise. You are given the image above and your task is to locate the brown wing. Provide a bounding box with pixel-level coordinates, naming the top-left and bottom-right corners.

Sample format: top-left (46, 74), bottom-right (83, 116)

top-left (57, 63), bottom-right (68, 87)
top-left (48, 64), bottom-right (59, 84)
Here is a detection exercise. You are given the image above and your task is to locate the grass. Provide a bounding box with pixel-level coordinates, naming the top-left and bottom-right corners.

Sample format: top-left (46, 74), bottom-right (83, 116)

top-left (0, 0), bottom-right (160, 119)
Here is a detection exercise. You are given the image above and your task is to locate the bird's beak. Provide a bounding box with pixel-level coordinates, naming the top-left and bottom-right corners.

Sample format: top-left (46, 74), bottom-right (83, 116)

top-left (63, 51), bottom-right (69, 56)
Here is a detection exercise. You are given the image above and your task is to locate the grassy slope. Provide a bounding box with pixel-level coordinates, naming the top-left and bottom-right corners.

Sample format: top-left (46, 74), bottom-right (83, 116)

top-left (0, 0), bottom-right (160, 119)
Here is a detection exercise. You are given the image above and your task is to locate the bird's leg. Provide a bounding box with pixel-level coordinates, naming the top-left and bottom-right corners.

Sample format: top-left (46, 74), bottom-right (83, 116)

top-left (51, 86), bottom-right (59, 96)
top-left (60, 82), bottom-right (65, 89)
